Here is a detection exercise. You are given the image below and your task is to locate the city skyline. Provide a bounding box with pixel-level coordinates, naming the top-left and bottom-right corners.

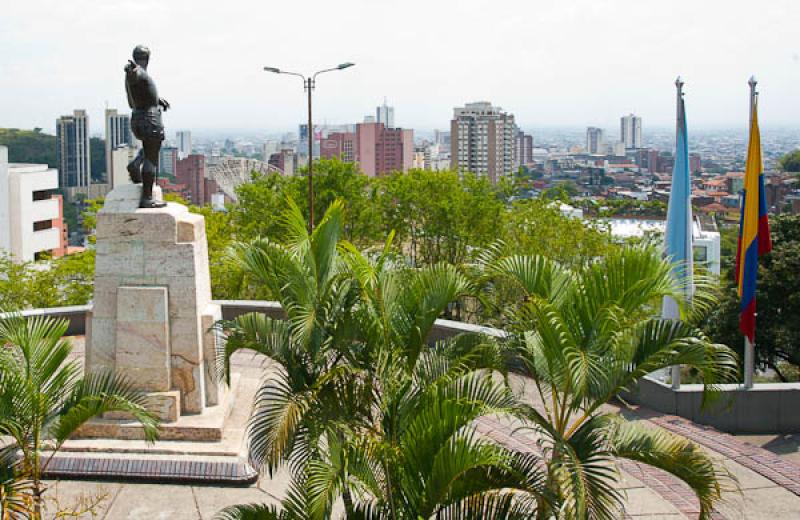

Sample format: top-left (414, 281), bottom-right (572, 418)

top-left (2, 0), bottom-right (799, 133)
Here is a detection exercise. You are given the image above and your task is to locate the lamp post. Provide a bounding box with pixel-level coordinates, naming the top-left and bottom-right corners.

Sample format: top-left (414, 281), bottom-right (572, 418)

top-left (263, 62), bottom-right (355, 234)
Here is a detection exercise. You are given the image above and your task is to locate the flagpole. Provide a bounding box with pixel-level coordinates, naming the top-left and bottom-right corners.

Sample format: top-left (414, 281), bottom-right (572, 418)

top-left (743, 76), bottom-right (757, 390)
top-left (670, 76), bottom-right (685, 390)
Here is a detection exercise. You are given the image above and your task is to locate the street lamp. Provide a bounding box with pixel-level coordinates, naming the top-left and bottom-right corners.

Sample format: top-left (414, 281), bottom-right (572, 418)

top-left (263, 62), bottom-right (355, 233)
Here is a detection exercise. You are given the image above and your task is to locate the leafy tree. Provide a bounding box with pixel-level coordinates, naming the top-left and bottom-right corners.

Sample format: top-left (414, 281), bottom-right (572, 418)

top-left (479, 245), bottom-right (738, 518)
top-left (502, 199), bottom-right (614, 267)
top-left (0, 252), bottom-right (95, 310)
top-left (89, 137), bottom-right (106, 183)
top-left (777, 149), bottom-right (800, 173)
top-left (375, 170), bottom-right (504, 266)
top-left (704, 215), bottom-right (800, 380)
top-left (0, 315), bottom-right (158, 518)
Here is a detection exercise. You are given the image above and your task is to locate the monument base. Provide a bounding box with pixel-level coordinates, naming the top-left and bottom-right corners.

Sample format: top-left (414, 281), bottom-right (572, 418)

top-left (53, 373), bottom-right (258, 484)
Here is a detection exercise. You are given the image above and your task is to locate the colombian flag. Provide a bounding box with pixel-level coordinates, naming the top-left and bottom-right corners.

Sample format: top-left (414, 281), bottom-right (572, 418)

top-left (735, 102), bottom-right (772, 343)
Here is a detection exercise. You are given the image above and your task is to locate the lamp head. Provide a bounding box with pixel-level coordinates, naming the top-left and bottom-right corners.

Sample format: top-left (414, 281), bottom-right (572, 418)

top-left (263, 66), bottom-right (281, 73)
top-left (337, 62), bottom-right (355, 70)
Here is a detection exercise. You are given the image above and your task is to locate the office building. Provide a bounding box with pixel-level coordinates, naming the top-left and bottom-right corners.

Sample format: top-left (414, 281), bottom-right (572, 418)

top-left (320, 132), bottom-right (356, 162)
top-left (176, 131), bottom-right (192, 159)
top-left (434, 130), bottom-right (451, 147)
top-left (620, 113), bottom-right (642, 150)
top-left (175, 154), bottom-right (205, 205)
top-left (586, 127), bottom-right (606, 155)
top-left (516, 130), bottom-right (534, 167)
top-left (355, 122), bottom-right (413, 177)
top-left (0, 146), bottom-right (65, 262)
top-left (376, 99), bottom-right (395, 128)
top-left (105, 109), bottom-right (133, 181)
top-left (269, 149), bottom-right (296, 176)
top-left (160, 147), bottom-right (178, 177)
top-left (450, 102), bottom-right (517, 183)
top-left (56, 109), bottom-right (91, 188)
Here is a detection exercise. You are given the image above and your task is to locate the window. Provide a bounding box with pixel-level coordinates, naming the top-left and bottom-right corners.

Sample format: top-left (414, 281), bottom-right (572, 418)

top-left (32, 190), bottom-right (52, 201)
top-left (33, 220), bottom-right (53, 232)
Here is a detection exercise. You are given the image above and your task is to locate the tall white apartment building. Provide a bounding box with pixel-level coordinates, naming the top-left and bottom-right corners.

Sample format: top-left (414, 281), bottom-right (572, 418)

top-left (176, 130), bottom-right (192, 159)
top-left (451, 102), bottom-right (517, 183)
top-left (56, 109), bottom-right (91, 188)
top-left (620, 113), bottom-right (642, 150)
top-left (0, 146), bottom-right (63, 262)
top-left (105, 109), bottom-right (133, 181)
top-left (586, 127), bottom-right (606, 155)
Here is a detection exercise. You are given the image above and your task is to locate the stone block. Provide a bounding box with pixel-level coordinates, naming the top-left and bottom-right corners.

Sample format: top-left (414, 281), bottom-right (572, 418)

top-left (115, 286), bottom-right (171, 392)
top-left (202, 304), bottom-right (224, 406)
top-left (86, 316), bottom-right (116, 374)
top-left (104, 390), bottom-right (180, 422)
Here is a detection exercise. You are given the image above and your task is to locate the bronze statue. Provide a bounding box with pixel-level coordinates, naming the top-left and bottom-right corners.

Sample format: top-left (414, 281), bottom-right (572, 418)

top-left (125, 45), bottom-right (169, 208)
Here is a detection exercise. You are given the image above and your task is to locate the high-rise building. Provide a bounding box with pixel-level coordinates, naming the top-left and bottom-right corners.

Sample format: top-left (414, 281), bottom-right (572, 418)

top-left (320, 132), bottom-right (356, 162)
top-left (620, 114), bottom-right (642, 150)
top-left (176, 131), bottom-right (192, 159)
top-left (376, 98), bottom-right (395, 128)
top-left (586, 127), bottom-right (606, 155)
top-left (175, 154), bottom-right (205, 205)
top-left (56, 109), bottom-right (91, 188)
top-left (516, 130), bottom-right (533, 167)
top-left (160, 147), bottom-right (178, 177)
top-left (434, 130), bottom-right (451, 147)
top-left (355, 122), bottom-right (413, 177)
top-left (0, 146), bottom-right (65, 262)
top-left (104, 109), bottom-right (132, 181)
top-left (451, 102), bottom-right (517, 183)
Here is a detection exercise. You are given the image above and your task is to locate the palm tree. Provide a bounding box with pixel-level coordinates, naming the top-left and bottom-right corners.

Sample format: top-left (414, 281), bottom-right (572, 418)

top-left (479, 245), bottom-right (739, 519)
top-left (216, 201), bottom-right (552, 519)
top-left (0, 314), bottom-right (158, 518)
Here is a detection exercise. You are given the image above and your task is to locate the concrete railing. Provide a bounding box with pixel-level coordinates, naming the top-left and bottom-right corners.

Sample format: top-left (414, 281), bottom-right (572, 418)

top-left (7, 301), bottom-right (799, 434)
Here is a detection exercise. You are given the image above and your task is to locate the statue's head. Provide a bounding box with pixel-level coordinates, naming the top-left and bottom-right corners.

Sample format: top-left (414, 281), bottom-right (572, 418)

top-left (132, 45), bottom-right (151, 68)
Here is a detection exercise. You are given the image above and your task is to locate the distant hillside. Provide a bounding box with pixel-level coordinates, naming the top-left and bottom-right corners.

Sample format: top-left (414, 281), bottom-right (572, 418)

top-left (0, 128), bottom-right (107, 181)
top-left (0, 128), bottom-right (57, 167)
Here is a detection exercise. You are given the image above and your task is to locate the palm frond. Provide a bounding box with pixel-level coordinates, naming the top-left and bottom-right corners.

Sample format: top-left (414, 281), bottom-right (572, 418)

top-left (50, 370), bottom-right (159, 444)
top-left (213, 503), bottom-right (288, 520)
top-left (608, 417), bottom-right (734, 518)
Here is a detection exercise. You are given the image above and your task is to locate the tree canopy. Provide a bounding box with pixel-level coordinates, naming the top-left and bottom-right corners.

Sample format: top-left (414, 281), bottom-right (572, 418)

top-left (0, 128), bottom-right (57, 167)
top-left (778, 149), bottom-right (800, 173)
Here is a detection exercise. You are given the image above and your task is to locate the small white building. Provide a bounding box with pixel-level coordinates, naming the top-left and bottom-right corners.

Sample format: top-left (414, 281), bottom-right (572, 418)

top-left (606, 217), bottom-right (721, 275)
top-left (0, 146), bottom-right (63, 262)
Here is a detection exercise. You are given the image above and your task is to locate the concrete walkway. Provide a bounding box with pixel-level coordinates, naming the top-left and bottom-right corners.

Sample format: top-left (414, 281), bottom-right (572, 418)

top-left (38, 340), bottom-right (800, 519)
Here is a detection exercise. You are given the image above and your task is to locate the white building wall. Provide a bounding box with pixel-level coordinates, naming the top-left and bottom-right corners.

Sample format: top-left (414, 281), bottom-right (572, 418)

top-left (0, 147), bottom-right (10, 254)
top-left (3, 160), bottom-right (61, 262)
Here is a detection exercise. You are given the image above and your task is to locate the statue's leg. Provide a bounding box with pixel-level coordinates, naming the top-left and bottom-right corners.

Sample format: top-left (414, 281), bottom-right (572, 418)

top-left (140, 138), bottom-right (166, 209)
top-left (127, 148), bottom-right (143, 183)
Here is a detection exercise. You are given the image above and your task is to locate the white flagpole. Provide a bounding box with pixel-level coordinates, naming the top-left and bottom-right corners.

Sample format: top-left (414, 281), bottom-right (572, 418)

top-left (743, 76), bottom-right (757, 390)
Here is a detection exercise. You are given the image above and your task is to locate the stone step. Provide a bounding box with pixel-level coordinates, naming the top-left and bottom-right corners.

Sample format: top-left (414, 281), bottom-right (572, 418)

top-left (43, 452), bottom-right (257, 485)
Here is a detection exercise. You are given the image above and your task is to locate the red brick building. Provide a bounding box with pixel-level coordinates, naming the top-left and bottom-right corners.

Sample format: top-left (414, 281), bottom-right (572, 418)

top-left (355, 122), bottom-right (413, 177)
top-left (320, 132), bottom-right (356, 162)
top-left (176, 154), bottom-right (205, 205)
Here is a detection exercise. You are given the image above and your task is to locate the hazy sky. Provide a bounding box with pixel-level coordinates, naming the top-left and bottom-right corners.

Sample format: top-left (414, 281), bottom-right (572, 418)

top-left (2, 0), bottom-right (799, 135)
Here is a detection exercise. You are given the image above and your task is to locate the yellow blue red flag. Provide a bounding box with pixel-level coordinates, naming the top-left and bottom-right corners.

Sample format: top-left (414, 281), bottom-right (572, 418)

top-left (735, 102), bottom-right (772, 343)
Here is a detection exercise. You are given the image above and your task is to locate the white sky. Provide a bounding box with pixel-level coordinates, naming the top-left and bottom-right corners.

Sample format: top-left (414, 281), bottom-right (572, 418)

top-left (1, 0), bottom-right (799, 134)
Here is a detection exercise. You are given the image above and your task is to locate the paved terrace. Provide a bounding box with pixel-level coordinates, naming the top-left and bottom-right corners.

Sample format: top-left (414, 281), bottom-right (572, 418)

top-left (32, 337), bottom-right (800, 519)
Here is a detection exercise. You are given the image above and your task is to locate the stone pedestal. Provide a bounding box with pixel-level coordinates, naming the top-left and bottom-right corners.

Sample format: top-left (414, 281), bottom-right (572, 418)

top-left (85, 185), bottom-right (224, 427)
